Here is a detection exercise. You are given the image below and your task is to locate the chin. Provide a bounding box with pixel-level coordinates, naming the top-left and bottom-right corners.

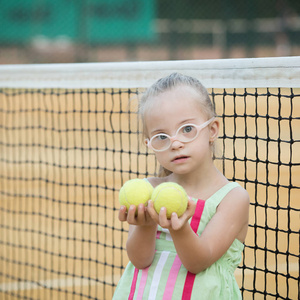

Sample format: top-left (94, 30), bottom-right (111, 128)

top-left (171, 166), bottom-right (191, 175)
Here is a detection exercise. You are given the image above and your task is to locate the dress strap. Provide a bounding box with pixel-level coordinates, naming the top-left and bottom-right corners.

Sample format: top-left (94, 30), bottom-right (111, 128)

top-left (181, 199), bottom-right (205, 299)
top-left (207, 182), bottom-right (240, 208)
top-left (190, 199), bottom-right (205, 234)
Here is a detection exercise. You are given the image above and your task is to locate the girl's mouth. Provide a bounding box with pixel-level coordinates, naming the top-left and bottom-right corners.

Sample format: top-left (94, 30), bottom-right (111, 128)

top-left (172, 155), bottom-right (189, 163)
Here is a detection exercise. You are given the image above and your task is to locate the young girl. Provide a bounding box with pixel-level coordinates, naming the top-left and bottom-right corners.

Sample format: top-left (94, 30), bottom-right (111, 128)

top-left (113, 73), bottom-right (249, 300)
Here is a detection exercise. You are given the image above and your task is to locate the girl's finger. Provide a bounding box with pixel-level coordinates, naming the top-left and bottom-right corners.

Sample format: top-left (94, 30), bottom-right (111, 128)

top-left (118, 206), bottom-right (128, 222)
top-left (127, 205), bottom-right (137, 224)
top-left (170, 212), bottom-right (182, 230)
top-left (136, 204), bottom-right (146, 222)
top-left (146, 200), bottom-right (157, 219)
top-left (158, 207), bottom-right (171, 228)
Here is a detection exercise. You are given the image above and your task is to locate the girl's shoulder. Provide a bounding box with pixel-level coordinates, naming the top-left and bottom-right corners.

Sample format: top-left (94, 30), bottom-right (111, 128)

top-left (216, 183), bottom-right (250, 243)
top-left (215, 182), bottom-right (249, 209)
top-left (225, 183), bottom-right (249, 202)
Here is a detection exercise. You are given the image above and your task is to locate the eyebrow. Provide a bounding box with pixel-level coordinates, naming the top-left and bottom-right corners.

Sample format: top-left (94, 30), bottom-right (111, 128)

top-left (149, 128), bottom-right (166, 136)
top-left (179, 118), bottom-right (197, 125)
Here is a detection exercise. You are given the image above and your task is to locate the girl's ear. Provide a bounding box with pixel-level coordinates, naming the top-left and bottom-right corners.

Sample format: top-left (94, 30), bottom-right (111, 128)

top-left (209, 118), bottom-right (219, 143)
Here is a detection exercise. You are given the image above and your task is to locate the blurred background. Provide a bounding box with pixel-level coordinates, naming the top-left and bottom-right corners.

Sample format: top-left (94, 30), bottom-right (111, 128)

top-left (0, 0), bottom-right (299, 65)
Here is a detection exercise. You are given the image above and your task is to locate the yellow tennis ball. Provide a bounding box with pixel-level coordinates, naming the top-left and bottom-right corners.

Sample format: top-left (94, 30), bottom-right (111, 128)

top-left (152, 182), bottom-right (188, 219)
top-left (119, 179), bottom-right (154, 212)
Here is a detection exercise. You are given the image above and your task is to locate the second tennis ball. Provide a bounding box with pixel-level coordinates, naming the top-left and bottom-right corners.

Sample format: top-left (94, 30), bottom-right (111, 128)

top-left (152, 182), bottom-right (188, 219)
top-left (119, 179), bottom-right (154, 211)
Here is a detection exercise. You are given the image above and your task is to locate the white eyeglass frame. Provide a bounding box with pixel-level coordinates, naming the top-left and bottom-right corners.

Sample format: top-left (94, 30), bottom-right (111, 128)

top-left (145, 117), bottom-right (215, 152)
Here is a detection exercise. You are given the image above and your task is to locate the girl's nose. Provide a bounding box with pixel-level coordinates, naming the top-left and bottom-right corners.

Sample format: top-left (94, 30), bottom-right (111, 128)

top-left (170, 139), bottom-right (184, 150)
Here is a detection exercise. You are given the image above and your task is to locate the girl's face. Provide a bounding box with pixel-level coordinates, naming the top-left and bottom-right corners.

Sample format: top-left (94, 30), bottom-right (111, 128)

top-left (144, 85), bottom-right (218, 176)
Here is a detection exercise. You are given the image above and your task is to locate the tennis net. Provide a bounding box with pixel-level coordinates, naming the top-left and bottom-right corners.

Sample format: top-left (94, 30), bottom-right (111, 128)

top-left (0, 57), bottom-right (299, 300)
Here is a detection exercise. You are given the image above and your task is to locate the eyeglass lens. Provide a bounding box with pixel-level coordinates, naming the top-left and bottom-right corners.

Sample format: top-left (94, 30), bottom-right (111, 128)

top-left (151, 124), bottom-right (198, 151)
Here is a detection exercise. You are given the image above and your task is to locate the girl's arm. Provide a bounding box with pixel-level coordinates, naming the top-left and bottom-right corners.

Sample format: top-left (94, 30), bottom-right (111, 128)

top-left (148, 186), bottom-right (249, 274)
top-left (119, 204), bottom-right (157, 269)
top-left (126, 223), bottom-right (157, 269)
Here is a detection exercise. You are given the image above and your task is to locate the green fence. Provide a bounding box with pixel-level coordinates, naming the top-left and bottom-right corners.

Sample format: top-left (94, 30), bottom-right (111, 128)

top-left (0, 0), bottom-right (299, 62)
top-left (0, 0), bottom-right (155, 44)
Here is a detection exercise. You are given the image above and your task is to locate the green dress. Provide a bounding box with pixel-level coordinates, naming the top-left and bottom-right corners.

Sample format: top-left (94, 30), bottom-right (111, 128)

top-left (113, 182), bottom-right (244, 300)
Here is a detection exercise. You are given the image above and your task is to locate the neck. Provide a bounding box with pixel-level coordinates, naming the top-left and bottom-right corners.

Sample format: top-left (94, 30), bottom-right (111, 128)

top-left (167, 162), bottom-right (227, 200)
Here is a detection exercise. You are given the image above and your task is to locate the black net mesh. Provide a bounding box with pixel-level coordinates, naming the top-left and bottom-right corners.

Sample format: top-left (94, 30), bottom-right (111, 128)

top-left (0, 87), bottom-right (299, 299)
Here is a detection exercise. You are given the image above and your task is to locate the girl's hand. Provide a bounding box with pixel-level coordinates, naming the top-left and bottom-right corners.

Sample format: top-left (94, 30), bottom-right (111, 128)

top-left (147, 199), bottom-right (196, 231)
top-left (118, 204), bottom-right (156, 227)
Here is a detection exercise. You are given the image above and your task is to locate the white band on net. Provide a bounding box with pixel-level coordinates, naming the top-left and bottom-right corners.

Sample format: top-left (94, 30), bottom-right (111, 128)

top-left (0, 56), bottom-right (299, 89)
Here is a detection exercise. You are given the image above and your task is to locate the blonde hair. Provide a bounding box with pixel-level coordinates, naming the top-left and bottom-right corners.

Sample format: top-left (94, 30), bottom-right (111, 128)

top-left (138, 73), bottom-right (217, 177)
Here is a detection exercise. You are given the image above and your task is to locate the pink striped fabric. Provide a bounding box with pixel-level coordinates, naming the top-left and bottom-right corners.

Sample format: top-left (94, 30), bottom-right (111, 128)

top-left (156, 231), bottom-right (161, 239)
top-left (162, 255), bottom-right (182, 299)
top-left (181, 199), bottom-right (205, 300)
top-left (128, 199), bottom-right (205, 300)
top-left (128, 268), bottom-right (139, 300)
top-left (136, 267), bottom-right (150, 299)
top-left (182, 271), bottom-right (197, 300)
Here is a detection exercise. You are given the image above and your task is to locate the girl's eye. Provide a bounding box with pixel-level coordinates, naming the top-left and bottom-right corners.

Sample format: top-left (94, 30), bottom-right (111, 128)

top-left (183, 125), bottom-right (194, 133)
top-left (157, 134), bottom-right (168, 140)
